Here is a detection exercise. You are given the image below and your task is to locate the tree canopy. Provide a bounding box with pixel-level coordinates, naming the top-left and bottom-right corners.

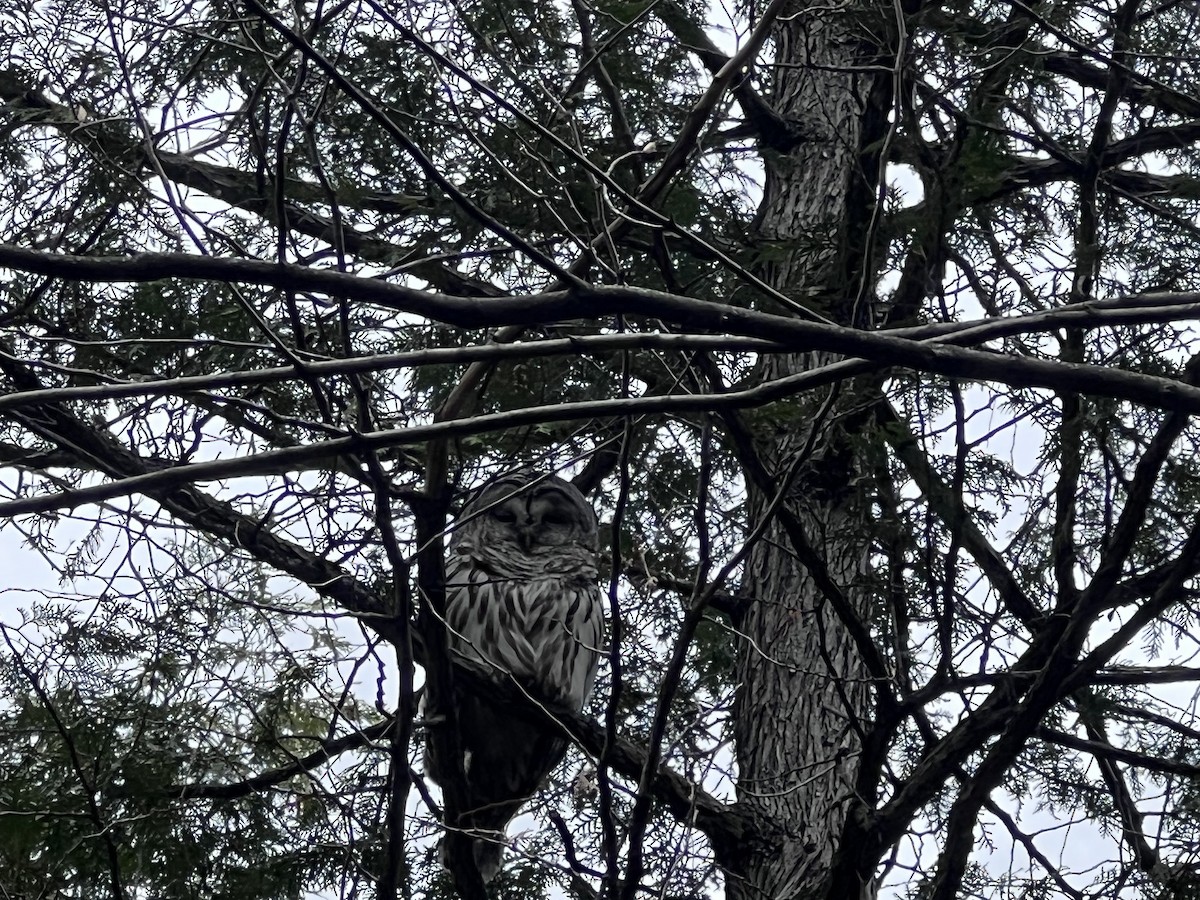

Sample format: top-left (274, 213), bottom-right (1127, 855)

top-left (2, 0), bottom-right (1200, 898)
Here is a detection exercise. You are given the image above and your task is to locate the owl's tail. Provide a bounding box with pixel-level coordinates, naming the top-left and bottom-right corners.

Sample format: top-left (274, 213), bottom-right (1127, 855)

top-left (472, 836), bottom-right (504, 883)
top-left (436, 832), bottom-right (504, 884)
top-left (428, 694), bottom-right (571, 882)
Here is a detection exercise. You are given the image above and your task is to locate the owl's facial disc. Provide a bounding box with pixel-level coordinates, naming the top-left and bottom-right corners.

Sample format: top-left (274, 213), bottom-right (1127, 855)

top-left (462, 474), bottom-right (597, 556)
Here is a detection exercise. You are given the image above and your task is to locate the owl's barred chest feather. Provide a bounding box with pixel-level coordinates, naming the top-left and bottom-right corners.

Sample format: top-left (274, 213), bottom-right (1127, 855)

top-left (444, 542), bottom-right (603, 708)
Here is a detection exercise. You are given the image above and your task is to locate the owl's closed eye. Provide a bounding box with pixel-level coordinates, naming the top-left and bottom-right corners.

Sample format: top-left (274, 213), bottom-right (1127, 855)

top-left (479, 483), bottom-right (595, 552)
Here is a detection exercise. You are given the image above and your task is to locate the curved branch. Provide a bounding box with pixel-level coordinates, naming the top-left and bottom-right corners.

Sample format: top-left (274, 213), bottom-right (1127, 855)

top-left (3, 334), bottom-right (1200, 521)
top-left (0, 353), bottom-right (398, 641)
top-left (5, 245), bottom-right (1200, 415)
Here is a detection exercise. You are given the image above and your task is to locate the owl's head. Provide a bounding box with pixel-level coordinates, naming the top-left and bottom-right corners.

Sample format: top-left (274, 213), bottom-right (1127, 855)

top-left (455, 470), bottom-right (598, 556)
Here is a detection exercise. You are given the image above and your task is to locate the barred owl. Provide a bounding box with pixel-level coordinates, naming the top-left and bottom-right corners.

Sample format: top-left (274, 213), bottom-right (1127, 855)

top-left (425, 469), bottom-right (604, 882)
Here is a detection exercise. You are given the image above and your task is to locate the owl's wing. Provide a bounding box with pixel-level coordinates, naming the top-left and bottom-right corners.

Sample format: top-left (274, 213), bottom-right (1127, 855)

top-left (532, 579), bottom-right (604, 710)
top-left (573, 581), bottom-right (604, 704)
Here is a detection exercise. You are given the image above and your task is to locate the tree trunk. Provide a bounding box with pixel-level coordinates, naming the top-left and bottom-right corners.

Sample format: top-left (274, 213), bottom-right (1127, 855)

top-left (731, 3), bottom-right (890, 897)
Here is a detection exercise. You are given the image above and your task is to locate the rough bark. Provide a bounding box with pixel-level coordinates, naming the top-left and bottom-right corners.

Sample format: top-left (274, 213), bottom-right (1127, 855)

top-left (730, 3), bottom-right (891, 897)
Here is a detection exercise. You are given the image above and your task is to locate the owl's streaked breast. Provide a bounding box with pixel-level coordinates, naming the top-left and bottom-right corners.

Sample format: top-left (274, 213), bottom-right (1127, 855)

top-left (444, 545), bottom-right (603, 708)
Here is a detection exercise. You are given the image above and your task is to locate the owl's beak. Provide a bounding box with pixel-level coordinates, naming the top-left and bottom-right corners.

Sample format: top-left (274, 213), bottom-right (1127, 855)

top-left (517, 526), bottom-right (537, 552)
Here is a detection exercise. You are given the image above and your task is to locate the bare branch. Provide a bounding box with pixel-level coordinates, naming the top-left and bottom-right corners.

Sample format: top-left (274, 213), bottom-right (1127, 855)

top-left (165, 720), bottom-right (393, 801)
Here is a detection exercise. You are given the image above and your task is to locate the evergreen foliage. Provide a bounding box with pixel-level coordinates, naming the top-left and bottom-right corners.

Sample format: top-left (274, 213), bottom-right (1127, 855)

top-left (1, 0), bottom-right (1200, 897)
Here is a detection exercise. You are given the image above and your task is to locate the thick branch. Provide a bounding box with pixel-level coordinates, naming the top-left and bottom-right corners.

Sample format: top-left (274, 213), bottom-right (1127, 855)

top-left (7, 246), bottom-right (1200, 421)
top-left (875, 397), bottom-right (1040, 625)
top-left (0, 354), bottom-right (398, 641)
top-left (0, 68), bottom-right (503, 298)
